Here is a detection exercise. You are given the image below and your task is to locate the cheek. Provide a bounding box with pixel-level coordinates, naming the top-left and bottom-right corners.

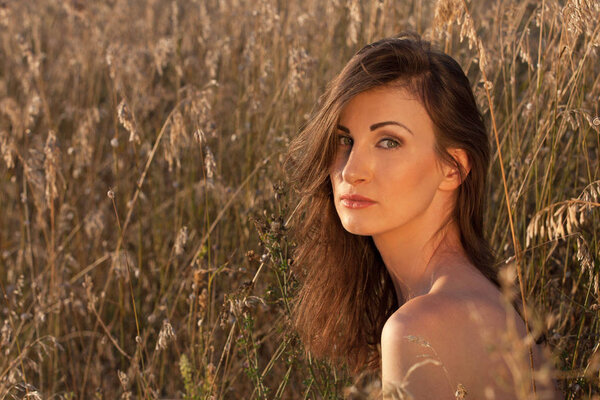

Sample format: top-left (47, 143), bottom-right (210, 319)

top-left (328, 168), bottom-right (336, 188)
top-left (379, 153), bottom-right (442, 201)
top-left (328, 158), bottom-right (343, 186)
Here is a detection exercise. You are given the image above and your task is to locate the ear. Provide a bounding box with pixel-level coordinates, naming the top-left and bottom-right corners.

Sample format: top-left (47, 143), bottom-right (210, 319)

top-left (438, 148), bottom-right (471, 191)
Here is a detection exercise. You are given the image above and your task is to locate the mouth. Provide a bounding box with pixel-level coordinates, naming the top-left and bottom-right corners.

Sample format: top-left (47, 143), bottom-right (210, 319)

top-left (340, 194), bottom-right (376, 209)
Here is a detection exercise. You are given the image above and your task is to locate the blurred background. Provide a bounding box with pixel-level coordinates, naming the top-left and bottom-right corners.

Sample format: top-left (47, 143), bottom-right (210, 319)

top-left (0, 0), bottom-right (599, 398)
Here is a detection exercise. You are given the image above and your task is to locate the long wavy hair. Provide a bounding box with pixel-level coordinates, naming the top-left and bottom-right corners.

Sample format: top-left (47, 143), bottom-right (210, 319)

top-left (284, 32), bottom-right (499, 375)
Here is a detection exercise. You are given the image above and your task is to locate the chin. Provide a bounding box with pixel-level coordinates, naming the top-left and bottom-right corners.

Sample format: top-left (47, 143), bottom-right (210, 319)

top-left (344, 228), bottom-right (373, 237)
top-left (335, 206), bottom-right (381, 236)
top-left (339, 220), bottom-right (377, 236)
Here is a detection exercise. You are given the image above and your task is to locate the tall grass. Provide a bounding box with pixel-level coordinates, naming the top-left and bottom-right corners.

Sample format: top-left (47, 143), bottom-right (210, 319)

top-left (0, 0), bottom-right (598, 398)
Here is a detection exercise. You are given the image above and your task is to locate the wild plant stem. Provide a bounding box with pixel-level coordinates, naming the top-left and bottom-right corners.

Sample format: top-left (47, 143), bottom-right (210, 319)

top-left (459, 0), bottom-right (537, 395)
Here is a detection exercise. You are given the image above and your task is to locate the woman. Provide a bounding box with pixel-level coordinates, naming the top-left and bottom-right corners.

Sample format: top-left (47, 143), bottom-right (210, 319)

top-left (284, 33), bottom-right (560, 399)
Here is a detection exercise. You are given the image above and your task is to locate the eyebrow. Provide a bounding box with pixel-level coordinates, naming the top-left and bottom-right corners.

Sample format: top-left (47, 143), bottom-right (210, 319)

top-left (337, 121), bottom-right (413, 135)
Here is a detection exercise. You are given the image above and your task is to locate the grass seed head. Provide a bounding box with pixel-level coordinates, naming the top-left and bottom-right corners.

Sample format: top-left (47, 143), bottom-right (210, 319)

top-left (156, 319), bottom-right (176, 351)
top-left (117, 99), bottom-right (140, 144)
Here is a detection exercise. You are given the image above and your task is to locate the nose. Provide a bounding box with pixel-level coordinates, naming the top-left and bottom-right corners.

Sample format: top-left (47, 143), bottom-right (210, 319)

top-left (341, 144), bottom-right (373, 185)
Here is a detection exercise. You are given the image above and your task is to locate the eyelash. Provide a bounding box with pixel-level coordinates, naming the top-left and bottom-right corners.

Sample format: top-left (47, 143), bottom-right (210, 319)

top-left (336, 134), bottom-right (402, 149)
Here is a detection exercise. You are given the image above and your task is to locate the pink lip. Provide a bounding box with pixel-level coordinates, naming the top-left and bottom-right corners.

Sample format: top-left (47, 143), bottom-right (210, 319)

top-left (340, 194), bottom-right (376, 209)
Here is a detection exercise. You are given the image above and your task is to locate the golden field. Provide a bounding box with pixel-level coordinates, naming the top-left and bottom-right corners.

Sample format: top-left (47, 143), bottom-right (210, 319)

top-left (0, 0), bottom-right (599, 398)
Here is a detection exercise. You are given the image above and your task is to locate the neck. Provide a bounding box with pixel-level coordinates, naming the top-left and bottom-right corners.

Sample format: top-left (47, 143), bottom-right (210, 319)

top-left (373, 214), bottom-right (468, 305)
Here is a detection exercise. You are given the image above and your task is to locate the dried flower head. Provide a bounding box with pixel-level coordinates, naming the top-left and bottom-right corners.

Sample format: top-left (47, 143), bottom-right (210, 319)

top-left (156, 319), bottom-right (176, 351)
top-left (204, 146), bottom-right (216, 181)
top-left (525, 180), bottom-right (599, 247)
top-left (561, 0), bottom-right (600, 48)
top-left (198, 288), bottom-right (208, 314)
top-left (83, 275), bottom-right (98, 312)
top-left (1, 319), bottom-right (12, 349)
top-left (455, 383), bottom-right (468, 399)
top-left (43, 130), bottom-right (60, 209)
top-left (117, 99), bottom-right (140, 144)
top-left (194, 129), bottom-right (206, 146)
top-left (433, 0), bottom-right (487, 70)
top-left (433, 0), bottom-right (462, 38)
top-left (174, 226), bottom-right (188, 256)
top-left (576, 234), bottom-right (597, 294)
top-left (287, 47), bottom-right (313, 96)
top-left (153, 37), bottom-right (174, 76)
top-left (25, 93), bottom-right (41, 128)
top-left (0, 129), bottom-right (16, 169)
top-left (164, 110), bottom-right (189, 171)
top-left (191, 87), bottom-right (215, 138)
top-left (117, 369), bottom-right (129, 389)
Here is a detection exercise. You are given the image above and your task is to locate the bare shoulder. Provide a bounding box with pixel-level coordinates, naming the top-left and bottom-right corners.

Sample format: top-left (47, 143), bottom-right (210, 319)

top-left (382, 289), bottom-right (511, 347)
top-left (381, 291), bottom-right (559, 399)
top-left (381, 294), bottom-right (462, 399)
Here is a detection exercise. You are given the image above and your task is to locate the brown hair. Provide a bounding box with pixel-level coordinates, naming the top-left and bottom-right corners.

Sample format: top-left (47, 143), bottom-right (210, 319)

top-left (284, 32), bottom-right (499, 375)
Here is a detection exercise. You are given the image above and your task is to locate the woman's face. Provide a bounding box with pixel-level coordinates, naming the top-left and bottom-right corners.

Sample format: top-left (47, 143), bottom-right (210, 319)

top-left (329, 86), bottom-right (449, 237)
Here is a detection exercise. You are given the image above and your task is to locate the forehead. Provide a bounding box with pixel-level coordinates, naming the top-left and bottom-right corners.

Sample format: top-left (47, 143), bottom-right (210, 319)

top-left (338, 86), bottom-right (431, 128)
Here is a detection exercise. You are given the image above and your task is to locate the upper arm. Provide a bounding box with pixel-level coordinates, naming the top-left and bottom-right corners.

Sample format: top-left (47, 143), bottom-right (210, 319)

top-left (381, 306), bottom-right (457, 400)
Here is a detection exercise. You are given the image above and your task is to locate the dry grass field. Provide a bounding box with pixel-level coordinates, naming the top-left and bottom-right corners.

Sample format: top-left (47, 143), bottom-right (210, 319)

top-left (0, 0), bottom-right (599, 398)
